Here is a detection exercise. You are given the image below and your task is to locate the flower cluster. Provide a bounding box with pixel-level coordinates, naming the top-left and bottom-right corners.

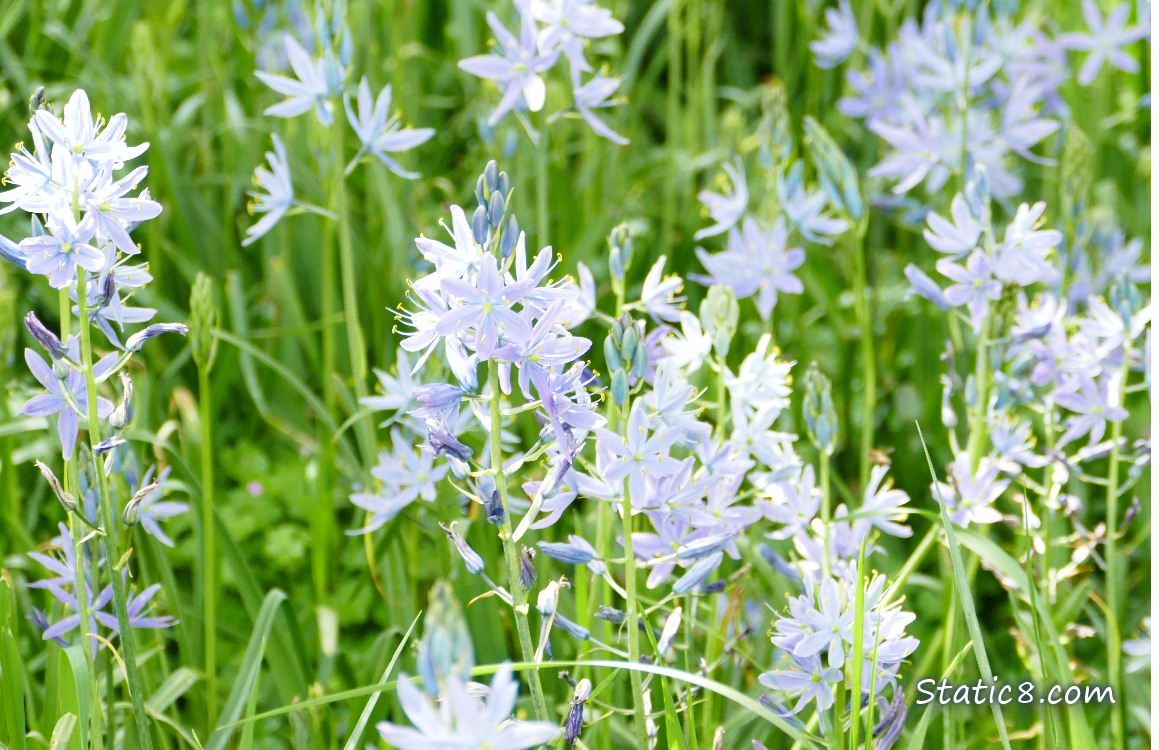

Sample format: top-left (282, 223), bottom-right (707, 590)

top-left (245, 0), bottom-right (435, 245)
top-left (1, 89), bottom-right (184, 672)
top-left (813, 1), bottom-right (1147, 207)
top-left (459, 0), bottom-right (629, 143)
top-left (693, 85), bottom-right (852, 320)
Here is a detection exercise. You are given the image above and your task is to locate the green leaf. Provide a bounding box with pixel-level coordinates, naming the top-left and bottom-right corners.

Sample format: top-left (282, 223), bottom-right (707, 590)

top-left (146, 667), bottom-right (201, 715)
top-left (205, 588), bottom-right (287, 750)
top-left (48, 714), bottom-right (77, 750)
top-left (55, 646), bottom-right (90, 750)
top-left (1, 620), bottom-right (28, 750)
top-left (341, 612), bottom-right (422, 750)
top-left (918, 424), bottom-right (1013, 750)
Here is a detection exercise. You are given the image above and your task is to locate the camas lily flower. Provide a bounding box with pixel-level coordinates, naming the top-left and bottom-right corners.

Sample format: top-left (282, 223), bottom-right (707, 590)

top-left (1059, 1), bottom-right (1148, 85)
top-left (242, 134), bottom-right (294, 247)
top-left (344, 76), bottom-right (435, 178)
top-left (694, 158), bottom-right (748, 240)
top-left (377, 664), bottom-right (560, 749)
top-left (530, 0), bottom-right (624, 72)
top-left (571, 68), bottom-right (629, 144)
top-left (459, 10), bottom-right (560, 126)
top-left (19, 205), bottom-right (105, 289)
top-left (20, 337), bottom-right (116, 458)
top-left (255, 34), bottom-right (343, 125)
top-left (437, 254), bottom-right (537, 359)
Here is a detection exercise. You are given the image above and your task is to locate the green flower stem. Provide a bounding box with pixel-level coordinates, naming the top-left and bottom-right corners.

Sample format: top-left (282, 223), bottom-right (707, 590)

top-left (536, 117), bottom-right (550, 249)
top-left (76, 273), bottom-right (154, 749)
top-left (487, 361), bottom-right (549, 721)
top-left (198, 364), bottom-right (218, 727)
top-left (59, 288), bottom-right (101, 740)
top-left (849, 223), bottom-right (875, 490)
top-left (1104, 359), bottom-right (1129, 750)
top-left (619, 395), bottom-right (649, 749)
top-left (965, 315), bottom-right (992, 472)
top-left (819, 452), bottom-right (832, 580)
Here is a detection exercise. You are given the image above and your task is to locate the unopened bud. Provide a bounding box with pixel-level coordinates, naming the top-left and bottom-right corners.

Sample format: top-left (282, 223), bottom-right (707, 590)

top-left (189, 273), bottom-right (218, 372)
top-left (439, 522), bottom-right (485, 575)
top-left (24, 312), bottom-right (67, 361)
top-left (803, 363), bottom-right (838, 455)
top-left (700, 285), bottom-right (739, 357)
top-left (109, 372), bottom-right (133, 430)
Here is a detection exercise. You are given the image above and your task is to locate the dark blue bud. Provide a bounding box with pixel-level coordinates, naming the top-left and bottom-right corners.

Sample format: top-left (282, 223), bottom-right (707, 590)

top-left (595, 605), bottom-right (626, 624)
top-left (439, 522), bottom-right (485, 574)
top-left (500, 215), bottom-right (519, 258)
top-left (553, 613), bottom-right (590, 641)
top-left (519, 545), bottom-right (537, 590)
top-left (672, 552), bottom-right (722, 594)
top-left (428, 429), bottom-right (472, 462)
top-left (476, 174), bottom-right (488, 207)
top-left (495, 171), bottom-right (510, 200)
top-left (488, 189), bottom-right (505, 228)
top-left (538, 541), bottom-right (594, 566)
top-left (24, 312), bottom-right (67, 360)
top-left (472, 206), bottom-right (488, 245)
top-left (124, 323), bottom-right (188, 353)
top-left (485, 489), bottom-right (505, 526)
top-left (483, 161), bottom-right (499, 197)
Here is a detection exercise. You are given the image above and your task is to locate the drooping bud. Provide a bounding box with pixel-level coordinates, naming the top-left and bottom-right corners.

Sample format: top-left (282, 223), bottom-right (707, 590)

top-left (125, 323), bottom-right (188, 353)
top-left (123, 475), bottom-right (160, 527)
top-left (520, 545), bottom-right (537, 590)
top-left (803, 363), bottom-right (838, 456)
top-left (109, 372), bottom-right (133, 430)
top-left (439, 522), bottom-right (485, 574)
top-left (190, 273), bottom-right (219, 372)
top-left (594, 605), bottom-right (626, 624)
top-left (24, 312), bottom-right (67, 361)
top-left (699, 285), bottom-right (739, 357)
top-left (35, 460), bottom-right (76, 513)
top-left (485, 489), bottom-right (505, 526)
top-left (564, 678), bottom-right (591, 745)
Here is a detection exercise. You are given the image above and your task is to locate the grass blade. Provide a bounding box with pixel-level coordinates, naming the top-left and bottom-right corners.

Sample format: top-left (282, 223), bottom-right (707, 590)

top-left (341, 611), bottom-right (422, 750)
top-left (205, 588), bottom-right (288, 750)
top-left (917, 422), bottom-right (1013, 750)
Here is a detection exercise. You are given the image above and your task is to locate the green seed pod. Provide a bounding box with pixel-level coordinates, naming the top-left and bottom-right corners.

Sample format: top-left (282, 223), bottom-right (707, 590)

top-left (189, 272), bottom-right (219, 373)
top-left (760, 81), bottom-right (794, 168)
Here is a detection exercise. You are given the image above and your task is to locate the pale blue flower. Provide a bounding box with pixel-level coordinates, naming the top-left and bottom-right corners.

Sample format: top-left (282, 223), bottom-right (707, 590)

top-left (759, 653), bottom-right (841, 714)
top-left (459, 11), bottom-right (560, 126)
top-left (20, 338), bottom-right (116, 458)
top-left (694, 158), bottom-right (748, 240)
top-left (19, 206), bottom-right (104, 289)
top-left (1060, 1), bottom-right (1148, 85)
top-left (810, 0), bottom-right (858, 69)
top-left (572, 69), bottom-right (628, 144)
top-left (132, 466), bottom-right (189, 548)
top-left (596, 401), bottom-right (682, 501)
top-left (923, 193), bottom-right (981, 256)
top-left (255, 34), bottom-right (342, 124)
top-left (934, 456), bottom-right (1008, 526)
top-left (937, 251), bottom-right (1001, 333)
top-left (437, 254), bottom-right (537, 359)
top-left (639, 255), bottom-right (684, 323)
top-left (242, 134), bottom-right (293, 247)
top-left (530, 0), bottom-right (624, 72)
top-left (377, 665), bottom-right (560, 749)
top-left (1055, 375), bottom-right (1129, 448)
top-left (344, 77), bottom-right (435, 178)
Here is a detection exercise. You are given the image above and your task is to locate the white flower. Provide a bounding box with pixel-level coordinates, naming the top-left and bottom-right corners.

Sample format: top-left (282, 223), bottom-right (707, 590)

top-left (344, 77), bottom-right (435, 178)
top-left (377, 664), bottom-right (561, 750)
top-left (255, 35), bottom-right (342, 126)
top-left (242, 134), bottom-right (294, 247)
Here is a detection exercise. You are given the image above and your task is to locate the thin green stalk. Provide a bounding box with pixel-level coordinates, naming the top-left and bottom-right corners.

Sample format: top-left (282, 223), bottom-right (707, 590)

top-left (831, 680), bottom-right (846, 750)
top-left (536, 119), bottom-right (550, 249)
top-left (198, 366), bottom-right (218, 727)
top-left (849, 224), bottom-right (874, 490)
top-left (59, 288), bottom-right (101, 746)
top-left (487, 361), bottom-right (549, 721)
top-left (819, 454), bottom-right (832, 579)
top-left (619, 396), bottom-right (649, 749)
top-left (661, 0), bottom-right (683, 246)
top-left (1104, 360), bottom-right (1129, 750)
top-left (965, 317), bottom-right (991, 472)
top-left (848, 541), bottom-right (868, 750)
top-left (76, 274), bottom-right (154, 749)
